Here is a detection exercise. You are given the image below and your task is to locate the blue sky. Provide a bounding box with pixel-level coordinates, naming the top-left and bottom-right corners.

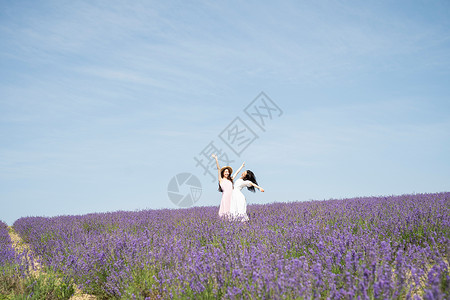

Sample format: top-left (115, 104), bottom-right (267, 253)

top-left (1, 0), bottom-right (449, 225)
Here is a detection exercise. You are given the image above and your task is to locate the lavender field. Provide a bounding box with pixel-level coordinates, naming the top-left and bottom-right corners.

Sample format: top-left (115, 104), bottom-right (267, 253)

top-left (4, 192), bottom-right (450, 299)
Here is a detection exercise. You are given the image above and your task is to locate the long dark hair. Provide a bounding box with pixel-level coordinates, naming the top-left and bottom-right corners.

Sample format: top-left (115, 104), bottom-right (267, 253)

top-left (243, 170), bottom-right (258, 193)
top-left (218, 168), bottom-right (233, 192)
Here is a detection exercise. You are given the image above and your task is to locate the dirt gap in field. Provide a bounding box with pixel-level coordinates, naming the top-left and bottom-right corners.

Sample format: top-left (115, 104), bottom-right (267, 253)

top-left (8, 226), bottom-right (97, 300)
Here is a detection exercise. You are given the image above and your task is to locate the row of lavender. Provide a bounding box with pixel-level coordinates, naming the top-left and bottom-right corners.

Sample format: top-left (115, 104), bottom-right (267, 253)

top-left (0, 220), bottom-right (30, 286)
top-left (1, 220), bottom-right (76, 299)
top-left (13, 192), bottom-right (450, 299)
top-left (0, 221), bottom-right (18, 266)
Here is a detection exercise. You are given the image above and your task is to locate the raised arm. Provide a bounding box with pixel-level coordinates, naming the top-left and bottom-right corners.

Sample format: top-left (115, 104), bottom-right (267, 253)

top-left (211, 154), bottom-right (221, 181)
top-left (249, 182), bottom-right (264, 192)
top-left (232, 162), bottom-right (245, 180)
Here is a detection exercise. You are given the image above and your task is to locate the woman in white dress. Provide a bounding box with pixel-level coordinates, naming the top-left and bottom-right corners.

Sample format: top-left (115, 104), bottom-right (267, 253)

top-left (230, 167), bottom-right (264, 221)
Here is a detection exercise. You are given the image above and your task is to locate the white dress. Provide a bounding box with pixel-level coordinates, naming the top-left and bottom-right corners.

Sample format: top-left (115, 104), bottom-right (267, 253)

top-left (230, 178), bottom-right (252, 221)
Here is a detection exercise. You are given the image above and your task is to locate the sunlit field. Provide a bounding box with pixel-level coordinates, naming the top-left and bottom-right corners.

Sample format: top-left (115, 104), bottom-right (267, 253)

top-left (2, 192), bottom-right (449, 299)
